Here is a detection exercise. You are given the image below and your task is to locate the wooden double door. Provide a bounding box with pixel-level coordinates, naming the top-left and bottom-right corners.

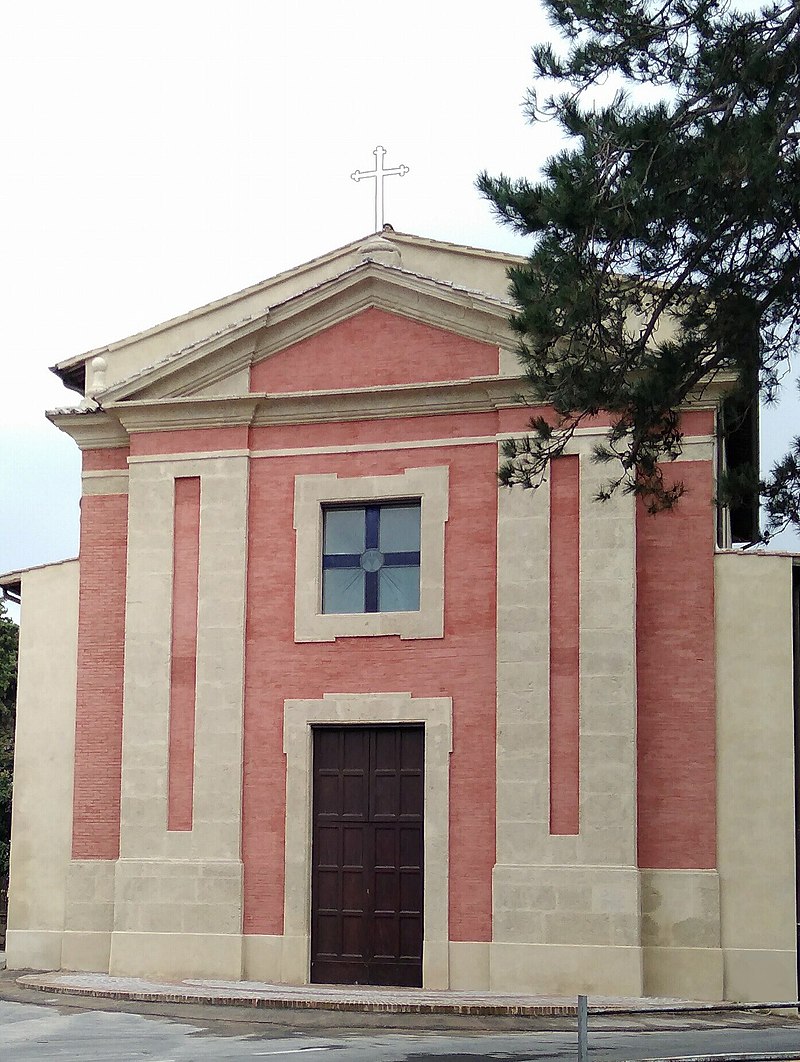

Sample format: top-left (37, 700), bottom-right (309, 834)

top-left (310, 725), bottom-right (424, 987)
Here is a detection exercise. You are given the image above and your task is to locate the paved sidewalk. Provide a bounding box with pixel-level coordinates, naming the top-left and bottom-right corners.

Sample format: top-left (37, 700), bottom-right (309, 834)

top-left (16, 971), bottom-right (743, 1017)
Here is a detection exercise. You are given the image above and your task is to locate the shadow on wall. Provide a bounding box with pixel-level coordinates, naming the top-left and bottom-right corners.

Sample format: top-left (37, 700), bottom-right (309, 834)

top-left (0, 877), bottom-right (6, 949)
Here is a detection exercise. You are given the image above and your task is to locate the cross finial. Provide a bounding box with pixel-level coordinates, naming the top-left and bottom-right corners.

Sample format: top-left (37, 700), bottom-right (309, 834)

top-left (351, 145), bottom-right (409, 232)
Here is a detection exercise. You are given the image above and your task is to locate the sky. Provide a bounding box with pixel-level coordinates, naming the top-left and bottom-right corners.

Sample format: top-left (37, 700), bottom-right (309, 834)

top-left (1, 0), bottom-right (798, 612)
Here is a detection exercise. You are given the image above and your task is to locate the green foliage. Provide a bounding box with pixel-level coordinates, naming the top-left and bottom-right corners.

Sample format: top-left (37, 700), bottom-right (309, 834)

top-left (0, 600), bottom-right (18, 883)
top-left (479, 0), bottom-right (800, 538)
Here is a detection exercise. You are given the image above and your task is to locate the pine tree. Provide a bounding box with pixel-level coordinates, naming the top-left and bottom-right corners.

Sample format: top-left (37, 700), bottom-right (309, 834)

top-left (478, 0), bottom-right (800, 539)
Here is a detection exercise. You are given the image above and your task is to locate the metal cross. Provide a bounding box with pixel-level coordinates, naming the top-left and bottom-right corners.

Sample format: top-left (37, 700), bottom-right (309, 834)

top-left (351, 145), bottom-right (409, 232)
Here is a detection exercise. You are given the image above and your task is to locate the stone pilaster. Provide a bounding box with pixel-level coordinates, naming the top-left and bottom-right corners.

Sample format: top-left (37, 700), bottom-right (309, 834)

top-left (109, 454), bottom-right (249, 979)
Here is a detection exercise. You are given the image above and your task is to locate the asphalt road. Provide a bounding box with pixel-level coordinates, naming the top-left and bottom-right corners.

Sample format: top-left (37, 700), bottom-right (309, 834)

top-left (2, 997), bottom-right (800, 1061)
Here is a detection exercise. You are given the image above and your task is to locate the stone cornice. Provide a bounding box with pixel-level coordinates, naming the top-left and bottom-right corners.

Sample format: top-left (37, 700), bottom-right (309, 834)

top-left (390, 229), bottom-right (526, 265)
top-left (86, 378), bottom-right (525, 434)
top-left (688, 372), bottom-right (739, 404)
top-left (49, 370), bottom-right (735, 445)
top-left (46, 410), bottom-right (129, 450)
top-left (252, 376), bottom-right (524, 426)
top-left (110, 397), bottom-right (261, 433)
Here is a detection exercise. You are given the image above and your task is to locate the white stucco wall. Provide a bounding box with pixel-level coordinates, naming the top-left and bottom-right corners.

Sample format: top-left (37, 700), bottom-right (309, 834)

top-left (716, 552), bottom-right (797, 1001)
top-left (5, 560), bottom-right (79, 970)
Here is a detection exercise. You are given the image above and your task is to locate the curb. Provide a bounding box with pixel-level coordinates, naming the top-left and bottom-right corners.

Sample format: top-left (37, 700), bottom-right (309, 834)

top-left (17, 975), bottom-right (800, 1023)
top-left (631, 1055), bottom-right (800, 1061)
top-left (16, 978), bottom-right (577, 1017)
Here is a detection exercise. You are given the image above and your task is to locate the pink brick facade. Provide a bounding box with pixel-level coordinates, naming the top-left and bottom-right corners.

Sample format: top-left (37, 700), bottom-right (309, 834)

top-left (249, 306), bottom-right (499, 392)
top-left (72, 486), bottom-right (128, 860)
top-left (548, 455), bottom-right (581, 836)
top-left (242, 437), bottom-right (498, 942)
top-left (167, 476), bottom-right (201, 833)
top-left (8, 232), bottom-right (795, 1002)
top-left (70, 312), bottom-right (719, 925)
top-left (636, 460), bottom-right (718, 869)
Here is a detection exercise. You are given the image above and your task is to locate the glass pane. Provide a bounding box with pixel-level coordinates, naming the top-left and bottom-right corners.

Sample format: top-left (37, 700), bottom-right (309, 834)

top-left (378, 566), bottom-right (420, 612)
top-left (322, 568), bottom-right (365, 613)
top-left (323, 508), bottom-right (365, 554)
top-left (379, 504), bottom-right (421, 553)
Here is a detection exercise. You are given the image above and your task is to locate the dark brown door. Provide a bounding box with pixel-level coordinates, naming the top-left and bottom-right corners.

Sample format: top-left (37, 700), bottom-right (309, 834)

top-left (311, 725), bottom-right (424, 987)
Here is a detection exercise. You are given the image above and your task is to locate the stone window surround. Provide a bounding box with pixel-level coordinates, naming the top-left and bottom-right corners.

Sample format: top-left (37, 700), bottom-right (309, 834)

top-left (282, 692), bottom-right (453, 989)
top-left (293, 466), bottom-right (448, 642)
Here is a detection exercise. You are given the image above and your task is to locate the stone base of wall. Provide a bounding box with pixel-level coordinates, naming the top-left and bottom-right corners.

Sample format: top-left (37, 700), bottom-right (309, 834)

top-left (422, 939), bottom-right (450, 989)
top-left (61, 930), bottom-right (112, 973)
top-left (5, 929), bottom-right (63, 971)
top-left (242, 933), bottom-right (284, 981)
top-left (449, 941), bottom-right (490, 989)
top-left (492, 864), bottom-right (643, 952)
top-left (489, 941), bottom-right (644, 996)
top-left (640, 870), bottom-right (721, 948)
top-left (723, 948), bottom-right (797, 1002)
top-left (4, 859), bottom-right (790, 1001)
top-left (64, 860), bottom-right (115, 934)
top-left (642, 946), bottom-right (724, 1000)
top-left (113, 859), bottom-right (243, 935)
top-left (6, 929), bottom-right (794, 1001)
top-left (109, 931), bottom-right (243, 980)
top-left (639, 869), bottom-right (724, 1000)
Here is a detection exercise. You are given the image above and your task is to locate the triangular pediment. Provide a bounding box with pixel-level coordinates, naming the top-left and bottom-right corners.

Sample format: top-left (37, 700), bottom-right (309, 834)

top-left (53, 229), bottom-right (522, 398)
top-left (94, 262), bottom-right (517, 405)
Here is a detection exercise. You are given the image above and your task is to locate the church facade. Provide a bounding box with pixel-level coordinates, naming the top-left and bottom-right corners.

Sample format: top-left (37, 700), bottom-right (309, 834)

top-left (3, 230), bottom-right (798, 1001)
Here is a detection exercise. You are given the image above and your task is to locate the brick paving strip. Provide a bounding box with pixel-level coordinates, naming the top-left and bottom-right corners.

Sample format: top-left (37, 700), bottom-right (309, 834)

top-left (15, 972), bottom-right (752, 1017)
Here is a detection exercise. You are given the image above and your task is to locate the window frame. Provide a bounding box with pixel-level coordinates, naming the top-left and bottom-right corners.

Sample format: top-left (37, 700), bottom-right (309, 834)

top-left (321, 500), bottom-right (422, 615)
top-left (293, 466), bottom-right (448, 642)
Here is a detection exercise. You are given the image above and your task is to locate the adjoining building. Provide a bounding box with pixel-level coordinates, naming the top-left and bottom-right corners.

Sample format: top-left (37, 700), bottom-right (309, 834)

top-left (2, 230), bottom-right (798, 1000)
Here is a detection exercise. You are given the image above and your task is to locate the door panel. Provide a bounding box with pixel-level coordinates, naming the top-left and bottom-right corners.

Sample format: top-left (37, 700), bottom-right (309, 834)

top-left (311, 726), bottom-right (424, 986)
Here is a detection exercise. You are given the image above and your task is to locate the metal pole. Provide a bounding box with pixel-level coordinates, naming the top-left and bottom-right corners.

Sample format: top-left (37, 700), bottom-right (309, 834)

top-left (577, 994), bottom-right (589, 1062)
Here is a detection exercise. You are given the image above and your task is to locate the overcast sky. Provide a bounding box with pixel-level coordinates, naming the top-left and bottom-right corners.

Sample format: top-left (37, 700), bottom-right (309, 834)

top-left (2, 0), bottom-right (798, 605)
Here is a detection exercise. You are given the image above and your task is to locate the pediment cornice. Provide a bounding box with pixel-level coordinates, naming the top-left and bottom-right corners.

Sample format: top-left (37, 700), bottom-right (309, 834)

top-left (98, 316), bottom-right (270, 404)
top-left (93, 263), bottom-right (516, 405)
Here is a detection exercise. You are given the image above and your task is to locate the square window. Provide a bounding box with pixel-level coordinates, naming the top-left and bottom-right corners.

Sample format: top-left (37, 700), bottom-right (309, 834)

top-left (322, 503), bottom-right (421, 614)
top-left (293, 466), bottom-right (448, 641)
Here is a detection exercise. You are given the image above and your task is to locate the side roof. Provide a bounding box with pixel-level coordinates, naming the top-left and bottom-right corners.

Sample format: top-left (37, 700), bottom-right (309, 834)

top-left (1, 558), bottom-right (80, 602)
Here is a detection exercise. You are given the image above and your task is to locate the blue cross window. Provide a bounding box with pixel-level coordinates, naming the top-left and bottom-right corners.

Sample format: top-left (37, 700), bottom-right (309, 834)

top-left (322, 502), bottom-right (421, 614)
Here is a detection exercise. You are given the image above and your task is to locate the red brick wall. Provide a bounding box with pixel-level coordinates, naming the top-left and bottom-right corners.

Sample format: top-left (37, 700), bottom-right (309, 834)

top-left (72, 492), bottom-right (128, 859)
top-left (130, 427), bottom-right (248, 457)
top-left (250, 308), bottom-right (499, 393)
top-left (249, 410), bottom-right (502, 452)
top-left (549, 456), bottom-right (581, 835)
top-left (81, 447), bottom-right (130, 471)
top-left (167, 478), bottom-right (200, 832)
top-left (636, 460), bottom-right (717, 868)
top-left (242, 440), bottom-right (498, 942)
